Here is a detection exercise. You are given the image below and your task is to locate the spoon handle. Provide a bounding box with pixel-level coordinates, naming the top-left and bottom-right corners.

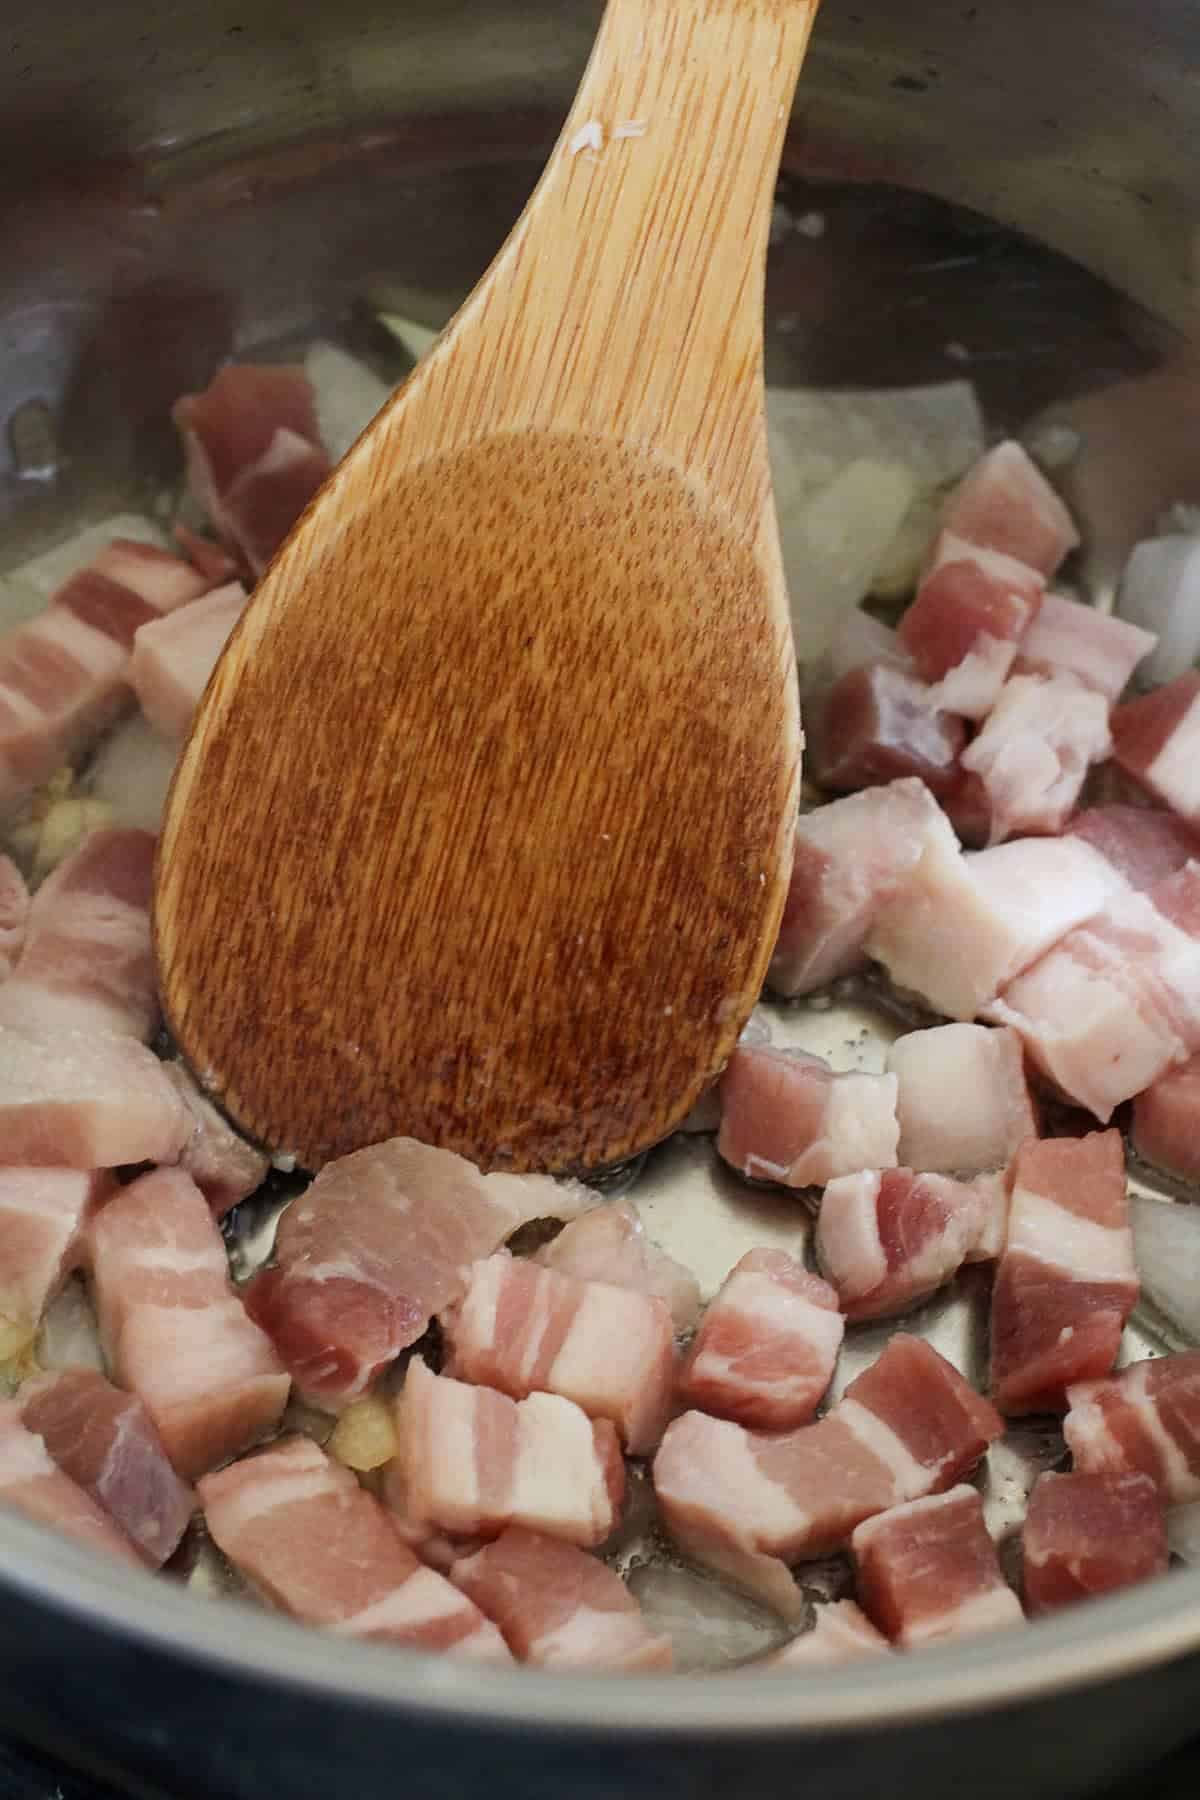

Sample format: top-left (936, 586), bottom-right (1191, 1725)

top-left (416, 0), bottom-right (820, 520)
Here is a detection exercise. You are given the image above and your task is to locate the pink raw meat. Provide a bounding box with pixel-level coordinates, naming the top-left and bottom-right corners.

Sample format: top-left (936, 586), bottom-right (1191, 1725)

top-left (990, 1132), bottom-right (1136, 1415)
top-left (396, 1357), bottom-right (623, 1548)
top-left (442, 1251), bottom-right (675, 1454)
top-left (808, 663), bottom-right (965, 796)
top-left (678, 1251), bottom-right (843, 1430)
top-left (20, 1368), bottom-right (194, 1566)
top-left (1014, 591), bottom-right (1155, 701)
top-left (960, 674), bottom-right (1111, 843)
top-left (535, 1200), bottom-right (701, 1331)
top-left (1111, 670), bottom-right (1200, 824)
top-left (1132, 1054), bottom-right (1200, 1181)
top-left (717, 1045), bottom-right (898, 1189)
top-left (0, 828), bottom-right (157, 1041)
top-left (899, 531), bottom-right (1044, 720)
top-left (0, 1024), bottom-right (189, 1168)
top-left (161, 1062), bottom-right (268, 1217)
top-left (767, 779), bottom-right (951, 998)
top-left (1066, 805), bottom-right (1198, 892)
top-left (245, 1137), bottom-right (593, 1408)
top-left (129, 581), bottom-right (246, 741)
top-left (816, 1168), bottom-right (990, 1322)
top-left (887, 1023), bottom-right (1037, 1175)
top-left (1065, 1351), bottom-right (1200, 1502)
top-left (199, 1435), bottom-right (509, 1659)
top-left (851, 1485), bottom-right (1023, 1647)
top-left (1022, 1471), bottom-right (1166, 1614)
top-left (0, 1401), bottom-right (139, 1562)
top-left (940, 440), bottom-right (1080, 575)
top-left (0, 1167), bottom-right (110, 1337)
top-left (89, 1168), bottom-right (289, 1478)
top-left (452, 1527), bottom-right (672, 1671)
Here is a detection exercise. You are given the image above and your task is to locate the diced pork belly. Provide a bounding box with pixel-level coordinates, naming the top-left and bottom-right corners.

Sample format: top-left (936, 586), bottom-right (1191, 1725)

top-left (966, 1170), bottom-right (1010, 1263)
top-left (898, 532), bottom-right (1045, 720)
top-left (851, 1486), bottom-right (1022, 1647)
top-left (940, 767), bottom-right (994, 848)
top-left (89, 1168), bottom-right (289, 1478)
top-left (0, 543), bottom-right (208, 815)
top-left (442, 1252), bottom-right (674, 1454)
top-left (990, 1132), bottom-right (1135, 1415)
top-left (653, 1335), bottom-right (1002, 1585)
top-left (1014, 592), bottom-right (1156, 702)
top-left (173, 365), bottom-right (331, 576)
top-left (161, 1062), bottom-right (269, 1217)
top-left (1022, 1471), bottom-right (1166, 1614)
top-left (0, 1168), bottom-right (110, 1346)
top-left (0, 828), bottom-right (157, 1041)
top-left (0, 1401), bottom-right (140, 1562)
top-left (172, 523), bottom-right (240, 588)
top-left (0, 857), bottom-right (28, 979)
top-left (0, 1024), bottom-right (190, 1168)
top-left (245, 1137), bottom-right (593, 1408)
top-left (870, 833), bottom-right (1125, 1022)
top-left (1111, 671), bottom-right (1200, 825)
top-left (199, 1435), bottom-right (508, 1660)
top-left (717, 1045), bottom-right (898, 1189)
top-left (20, 1369), bottom-right (193, 1566)
top-left (828, 609), bottom-right (912, 682)
top-left (887, 1023), bottom-right (1037, 1174)
top-left (396, 1358), bottom-right (623, 1548)
top-left (1064, 1352), bottom-right (1200, 1503)
top-left (677, 1251), bottom-right (843, 1430)
top-left (986, 864), bottom-right (1200, 1120)
top-left (960, 674), bottom-right (1111, 843)
top-left (941, 440), bottom-right (1080, 576)
top-left (129, 582), bottom-right (246, 742)
top-left (452, 1528), bottom-right (672, 1671)
top-left (767, 779), bottom-right (950, 998)
top-left (760, 1600), bottom-right (890, 1667)
top-left (808, 663), bottom-right (965, 796)
top-left (535, 1199), bottom-right (701, 1331)
top-left (1066, 805), bottom-right (1197, 893)
top-left (1132, 1055), bottom-right (1200, 1181)
top-left (816, 1168), bottom-right (988, 1322)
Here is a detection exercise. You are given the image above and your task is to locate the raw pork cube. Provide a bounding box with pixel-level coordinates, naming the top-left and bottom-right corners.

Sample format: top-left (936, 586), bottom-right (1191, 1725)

top-left (960, 674), bottom-right (1111, 843)
top-left (717, 1045), bottom-right (898, 1188)
top-left (0, 1025), bottom-right (190, 1168)
top-left (0, 1168), bottom-right (110, 1348)
top-left (396, 1357), bottom-right (623, 1548)
top-left (199, 1436), bottom-right (509, 1659)
top-left (535, 1199), bottom-right (700, 1330)
top-left (990, 1132), bottom-right (1136, 1415)
top-left (0, 1401), bottom-right (139, 1563)
top-left (244, 1136), bottom-right (593, 1407)
top-left (887, 1023), bottom-right (1037, 1174)
top-left (1064, 1352), bottom-right (1200, 1502)
top-left (1111, 671), bottom-right (1200, 824)
top-left (89, 1168), bottom-right (289, 1478)
top-left (129, 581), bottom-right (246, 741)
top-left (851, 1486), bottom-right (1022, 1647)
top-left (678, 1251), bottom-right (843, 1430)
top-left (828, 609), bottom-right (912, 681)
top-left (20, 1369), bottom-right (193, 1566)
top-left (1015, 592), bottom-right (1155, 701)
top-left (869, 834), bottom-right (1125, 1022)
top-left (898, 531), bottom-right (1045, 720)
top-left (451, 1528), bottom-right (672, 1671)
top-left (768, 779), bottom-right (951, 997)
top-left (161, 1061), bottom-right (269, 1217)
top-left (1132, 1055), bottom-right (1200, 1182)
top-left (1066, 805), bottom-right (1197, 892)
top-left (442, 1252), bottom-right (675, 1454)
top-left (652, 1335), bottom-right (1002, 1607)
top-left (760, 1601), bottom-right (889, 1667)
top-left (1022, 1471), bottom-right (1166, 1614)
top-left (940, 440), bottom-right (1080, 575)
top-left (986, 863), bottom-right (1200, 1120)
top-left (808, 663), bottom-right (965, 795)
top-left (816, 1168), bottom-right (989, 1321)
top-left (173, 365), bottom-right (331, 575)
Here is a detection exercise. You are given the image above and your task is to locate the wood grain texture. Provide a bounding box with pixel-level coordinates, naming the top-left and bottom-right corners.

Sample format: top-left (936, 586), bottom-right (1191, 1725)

top-left (156, 0), bottom-right (817, 1172)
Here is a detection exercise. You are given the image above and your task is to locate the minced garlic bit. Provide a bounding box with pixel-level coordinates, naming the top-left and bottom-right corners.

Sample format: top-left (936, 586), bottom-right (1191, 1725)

top-left (613, 118), bottom-right (648, 139)
top-left (569, 120), bottom-right (605, 156)
top-left (329, 1395), bottom-right (399, 1471)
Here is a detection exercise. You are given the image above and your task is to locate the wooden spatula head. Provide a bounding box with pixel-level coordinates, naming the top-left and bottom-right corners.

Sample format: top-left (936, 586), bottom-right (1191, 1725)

top-left (156, 0), bottom-right (817, 1171)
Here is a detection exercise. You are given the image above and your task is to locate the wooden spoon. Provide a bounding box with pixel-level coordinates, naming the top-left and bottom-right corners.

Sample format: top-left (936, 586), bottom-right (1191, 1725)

top-left (156, 0), bottom-right (817, 1173)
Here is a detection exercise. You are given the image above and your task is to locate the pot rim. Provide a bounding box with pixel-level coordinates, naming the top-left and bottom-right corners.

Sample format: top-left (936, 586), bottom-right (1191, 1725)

top-left (2, 1509), bottom-right (1196, 1733)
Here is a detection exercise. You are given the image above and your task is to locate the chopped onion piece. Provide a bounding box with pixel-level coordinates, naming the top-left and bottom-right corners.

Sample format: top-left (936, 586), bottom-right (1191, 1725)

top-left (89, 715), bottom-right (178, 835)
top-left (1118, 535), bottom-right (1200, 687)
top-left (625, 1562), bottom-right (792, 1672)
top-left (778, 459), bottom-right (918, 663)
top-left (1130, 1193), bottom-right (1200, 1346)
top-left (377, 311), bottom-right (440, 368)
top-left (304, 340), bottom-right (393, 464)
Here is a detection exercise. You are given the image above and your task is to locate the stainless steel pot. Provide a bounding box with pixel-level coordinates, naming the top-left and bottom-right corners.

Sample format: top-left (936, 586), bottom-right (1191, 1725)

top-left (2, 1), bottom-right (1200, 1793)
